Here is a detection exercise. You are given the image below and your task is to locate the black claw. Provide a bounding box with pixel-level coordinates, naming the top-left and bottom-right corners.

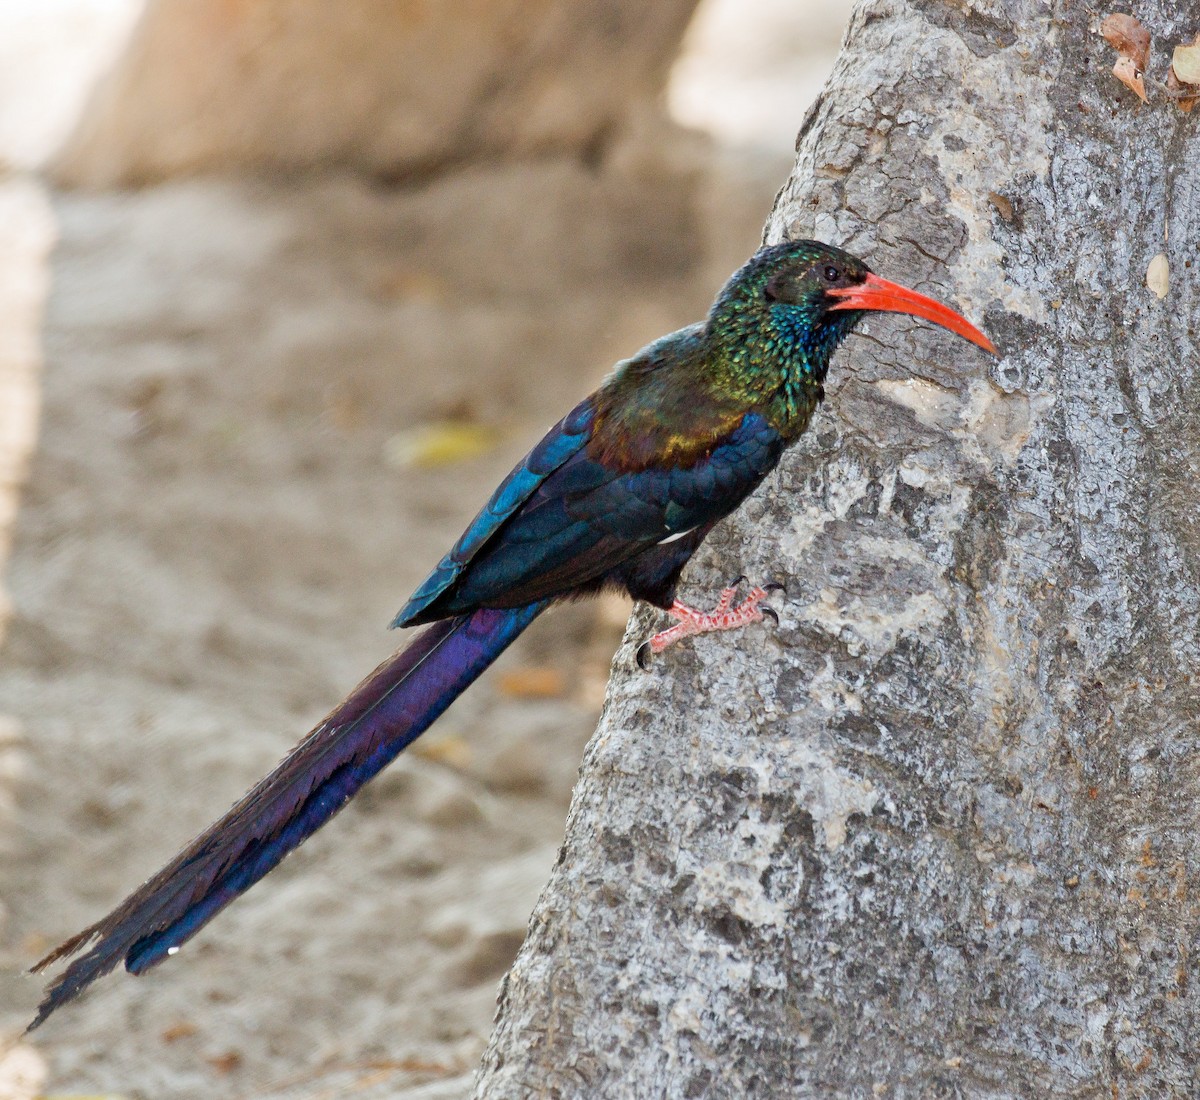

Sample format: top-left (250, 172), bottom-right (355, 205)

top-left (763, 580), bottom-right (787, 596)
top-left (761, 605), bottom-right (779, 626)
top-left (636, 641), bottom-right (652, 670)
top-left (727, 573), bottom-right (748, 589)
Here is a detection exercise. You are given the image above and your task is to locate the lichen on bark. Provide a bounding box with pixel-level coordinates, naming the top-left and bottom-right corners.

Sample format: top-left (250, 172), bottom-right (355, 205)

top-left (476, 1), bottom-right (1200, 1095)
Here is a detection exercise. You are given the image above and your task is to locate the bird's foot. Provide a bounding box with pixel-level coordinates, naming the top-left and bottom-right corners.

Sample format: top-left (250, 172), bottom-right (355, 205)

top-left (637, 578), bottom-right (783, 669)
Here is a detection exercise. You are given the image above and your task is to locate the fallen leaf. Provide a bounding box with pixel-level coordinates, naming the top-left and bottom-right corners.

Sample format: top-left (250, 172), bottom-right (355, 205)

top-left (1100, 14), bottom-right (1150, 102)
top-left (1172, 42), bottom-right (1200, 84)
top-left (346, 1058), bottom-right (457, 1091)
top-left (496, 666), bottom-right (567, 699)
top-left (413, 735), bottom-right (473, 768)
top-left (1167, 65), bottom-right (1199, 112)
top-left (206, 1050), bottom-right (243, 1074)
top-left (1170, 36), bottom-right (1200, 110)
top-left (1112, 55), bottom-right (1148, 103)
top-left (160, 1020), bottom-right (199, 1043)
top-left (1146, 253), bottom-right (1169, 299)
top-left (384, 422), bottom-right (499, 469)
top-left (363, 1057), bottom-right (455, 1074)
top-left (1101, 13), bottom-right (1150, 70)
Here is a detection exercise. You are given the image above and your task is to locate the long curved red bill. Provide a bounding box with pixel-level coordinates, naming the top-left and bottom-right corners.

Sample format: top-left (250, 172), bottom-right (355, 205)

top-left (828, 272), bottom-right (995, 354)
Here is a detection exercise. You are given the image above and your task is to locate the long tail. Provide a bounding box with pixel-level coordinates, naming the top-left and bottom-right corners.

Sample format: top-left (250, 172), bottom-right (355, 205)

top-left (29, 600), bottom-right (549, 1029)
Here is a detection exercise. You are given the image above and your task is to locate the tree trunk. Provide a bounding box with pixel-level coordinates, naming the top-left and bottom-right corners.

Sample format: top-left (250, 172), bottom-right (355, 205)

top-left (475, 1), bottom-right (1200, 1096)
top-left (50, 0), bottom-right (698, 186)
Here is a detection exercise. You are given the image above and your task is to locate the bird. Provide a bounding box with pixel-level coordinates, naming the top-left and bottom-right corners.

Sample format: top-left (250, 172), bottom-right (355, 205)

top-left (28, 238), bottom-right (994, 1029)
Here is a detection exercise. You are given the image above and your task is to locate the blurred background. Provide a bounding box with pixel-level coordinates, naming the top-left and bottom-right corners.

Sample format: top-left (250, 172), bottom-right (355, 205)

top-left (0, 2), bottom-right (849, 1096)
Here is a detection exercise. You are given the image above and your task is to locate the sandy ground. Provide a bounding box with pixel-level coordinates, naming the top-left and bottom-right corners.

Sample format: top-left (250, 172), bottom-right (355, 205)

top-left (0, 3), bottom-right (850, 1096)
top-left (0, 145), bottom-right (790, 1098)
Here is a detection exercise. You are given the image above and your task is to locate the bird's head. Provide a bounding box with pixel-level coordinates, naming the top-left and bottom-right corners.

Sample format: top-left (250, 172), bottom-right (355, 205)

top-left (712, 240), bottom-right (994, 382)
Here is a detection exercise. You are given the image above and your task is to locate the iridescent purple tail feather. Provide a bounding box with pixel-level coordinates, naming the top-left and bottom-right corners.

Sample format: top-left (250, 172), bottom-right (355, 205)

top-left (29, 601), bottom-right (547, 1029)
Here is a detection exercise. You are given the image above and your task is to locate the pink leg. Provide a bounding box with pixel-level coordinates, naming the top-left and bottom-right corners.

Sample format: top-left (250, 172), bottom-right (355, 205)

top-left (636, 581), bottom-right (781, 669)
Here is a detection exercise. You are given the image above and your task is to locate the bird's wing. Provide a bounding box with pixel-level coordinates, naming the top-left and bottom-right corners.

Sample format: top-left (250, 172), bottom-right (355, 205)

top-left (401, 410), bottom-right (784, 620)
top-left (393, 398), bottom-right (596, 626)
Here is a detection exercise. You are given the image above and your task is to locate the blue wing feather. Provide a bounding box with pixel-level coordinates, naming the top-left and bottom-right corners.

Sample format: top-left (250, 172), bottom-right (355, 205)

top-left (392, 399), bottom-right (596, 626)
top-left (399, 411), bottom-right (785, 619)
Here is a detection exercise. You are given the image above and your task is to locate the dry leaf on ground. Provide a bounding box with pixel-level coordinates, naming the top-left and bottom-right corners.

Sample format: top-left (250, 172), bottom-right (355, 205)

top-left (412, 735), bottom-right (473, 769)
top-left (496, 666), bottom-right (568, 699)
top-left (384, 422), bottom-right (500, 469)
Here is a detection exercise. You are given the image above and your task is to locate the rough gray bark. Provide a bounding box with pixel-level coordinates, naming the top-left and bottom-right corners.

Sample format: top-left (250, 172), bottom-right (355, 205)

top-left (476, 1), bottom-right (1200, 1096)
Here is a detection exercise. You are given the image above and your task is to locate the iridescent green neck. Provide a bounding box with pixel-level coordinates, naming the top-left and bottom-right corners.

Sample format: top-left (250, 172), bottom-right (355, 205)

top-left (707, 292), bottom-right (861, 438)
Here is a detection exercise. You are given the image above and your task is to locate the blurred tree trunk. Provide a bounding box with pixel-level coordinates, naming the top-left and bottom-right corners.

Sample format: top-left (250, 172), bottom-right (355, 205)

top-left (51, 0), bottom-right (698, 186)
top-left (475, 1), bottom-right (1200, 1096)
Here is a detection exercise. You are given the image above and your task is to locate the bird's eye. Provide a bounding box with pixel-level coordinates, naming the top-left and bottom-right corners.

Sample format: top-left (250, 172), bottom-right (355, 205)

top-left (823, 265), bottom-right (841, 283)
